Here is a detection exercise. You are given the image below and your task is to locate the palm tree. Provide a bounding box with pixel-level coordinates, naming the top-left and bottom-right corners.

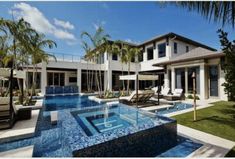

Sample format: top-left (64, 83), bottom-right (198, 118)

top-left (81, 26), bottom-right (110, 97)
top-left (111, 41), bottom-right (126, 90)
top-left (0, 18), bottom-right (36, 103)
top-left (29, 33), bottom-right (56, 96)
top-left (122, 46), bottom-right (142, 95)
top-left (174, 2), bottom-right (235, 28)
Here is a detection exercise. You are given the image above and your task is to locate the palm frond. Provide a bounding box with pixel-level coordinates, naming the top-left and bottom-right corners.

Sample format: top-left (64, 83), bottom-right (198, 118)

top-left (175, 1), bottom-right (235, 28)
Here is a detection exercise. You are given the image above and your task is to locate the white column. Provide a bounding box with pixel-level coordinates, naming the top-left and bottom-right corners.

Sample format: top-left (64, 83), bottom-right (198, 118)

top-left (41, 61), bottom-right (47, 95)
top-left (77, 68), bottom-right (81, 93)
top-left (185, 68), bottom-right (188, 94)
top-left (104, 71), bottom-right (107, 91)
top-left (200, 64), bottom-right (206, 100)
top-left (171, 68), bottom-right (175, 91)
top-left (219, 67), bottom-right (228, 100)
top-left (107, 69), bottom-right (112, 91)
top-left (164, 70), bottom-right (169, 88)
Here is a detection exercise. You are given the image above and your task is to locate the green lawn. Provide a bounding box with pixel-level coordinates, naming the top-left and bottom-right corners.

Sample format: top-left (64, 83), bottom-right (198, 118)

top-left (173, 101), bottom-right (235, 142)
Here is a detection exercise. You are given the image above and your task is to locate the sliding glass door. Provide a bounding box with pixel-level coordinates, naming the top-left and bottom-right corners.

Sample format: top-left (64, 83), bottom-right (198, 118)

top-left (175, 68), bottom-right (185, 92)
top-left (188, 67), bottom-right (200, 94)
top-left (209, 66), bottom-right (218, 97)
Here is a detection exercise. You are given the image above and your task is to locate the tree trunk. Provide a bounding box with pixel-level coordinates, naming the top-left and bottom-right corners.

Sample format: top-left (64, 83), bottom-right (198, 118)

top-left (95, 69), bottom-right (100, 96)
top-left (86, 61), bottom-right (89, 92)
top-left (91, 69), bottom-right (94, 92)
top-left (127, 62), bottom-right (130, 95)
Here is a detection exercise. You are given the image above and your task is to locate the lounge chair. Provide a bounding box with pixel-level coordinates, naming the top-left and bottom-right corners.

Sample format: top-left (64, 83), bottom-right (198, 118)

top-left (141, 90), bottom-right (155, 103)
top-left (164, 89), bottom-right (183, 101)
top-left (151, 87), bottom-right (158, 95)
top-left (155, 87), bottom-right (170, 99)
top-left (119, 90), bottom-right (144, 105)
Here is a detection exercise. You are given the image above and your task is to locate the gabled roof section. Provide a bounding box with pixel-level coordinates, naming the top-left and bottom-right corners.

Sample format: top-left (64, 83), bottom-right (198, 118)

top-left (153, 47), bottom-right (224, 66)
top-left (138, 32), bottom-right (217, 51)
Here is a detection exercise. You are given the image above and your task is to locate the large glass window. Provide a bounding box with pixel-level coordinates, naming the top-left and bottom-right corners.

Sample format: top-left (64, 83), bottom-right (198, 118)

top-left (54, 73), bottom-right (59, 86)
top-left (60, 73), bottom-right (65, 86)
top-left (209, 66), bottom-right (218, 96)
top-left (47, 72), bottom-right (65, 86)
top-left (69, 77), bottom-right (77, 83)
top-left (27, 72), bottom-right (41, 89)
top-left (175, 68), bottom-right (185, 92)
top-left (158, 43), bottom-right (166, 58)
top-left (112, 54), bottom-right (118, 61)
top-left (188, 67), bottom-right (200, 94)
top-left (174, 42), bottom-right (177, 54)
top-left (147, 47), bottom-right (154, 60)
top-left (138, 52), bottom-right (143, 62)
top-left (186, 46), bottom-right (189, 53)
top-left (47, 73), bottom-right (53, 86)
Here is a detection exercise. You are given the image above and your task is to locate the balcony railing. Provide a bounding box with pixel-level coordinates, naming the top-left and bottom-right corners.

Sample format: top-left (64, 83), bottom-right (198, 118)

top-left (49, 53), bottom-right (84, 62)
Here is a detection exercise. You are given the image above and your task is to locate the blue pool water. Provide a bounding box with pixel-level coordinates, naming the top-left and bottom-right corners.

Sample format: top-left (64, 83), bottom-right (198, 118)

top-left (0, 95), bottom-right (202, 157)
top-left (153, 103), bottom-right (193, 115)
top-left (44, 95), bottom-right (101, 111)
top-left (158, 136), bottom-right (202, 157)
top-left (72, 104), bottom-right (159, 136)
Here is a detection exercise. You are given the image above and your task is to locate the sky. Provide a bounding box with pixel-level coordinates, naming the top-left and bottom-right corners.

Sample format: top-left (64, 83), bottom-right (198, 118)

top-left (0, 1), bottom-right (235, 58)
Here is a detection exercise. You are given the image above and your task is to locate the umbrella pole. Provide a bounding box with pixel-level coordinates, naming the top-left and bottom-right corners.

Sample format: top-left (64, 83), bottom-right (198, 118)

top-left (136, 74), bottom-right (138, 108)
top-left (136, 74), bottom-right (138, 125)
top-left (9, 68), bottom-right (13, 118)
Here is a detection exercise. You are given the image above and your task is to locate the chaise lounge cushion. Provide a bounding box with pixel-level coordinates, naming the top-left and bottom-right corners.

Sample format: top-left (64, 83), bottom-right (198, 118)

top-left (172, 89), bottom-right (183, 97)
top-left (119, 90), bottom-right (143, 101)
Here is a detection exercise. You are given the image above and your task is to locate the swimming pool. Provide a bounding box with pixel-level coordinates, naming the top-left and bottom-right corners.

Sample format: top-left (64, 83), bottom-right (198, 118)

top-left (0, 95), bottom-right (202, 157)
top-left (153, 103), bottom-right (193, 115)
top-left (43, 95), bottom-right (102, 111)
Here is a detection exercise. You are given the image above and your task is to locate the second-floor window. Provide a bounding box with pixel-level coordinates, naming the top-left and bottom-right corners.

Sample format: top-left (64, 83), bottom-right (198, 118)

top-left (186, 46), bottom-right (189, 52)
top-left (112, 54), bottom-right (118, 61)
top-left (131, 57), bottom-right (135, 62)
top-left (138, 52), bottom-right (143, 62)
top-left (174, 42), bottom-right (177, 54)
top-left (158, 43), bottom-right (166, 58)
top-left (147, 47), bottom-right (154, 60)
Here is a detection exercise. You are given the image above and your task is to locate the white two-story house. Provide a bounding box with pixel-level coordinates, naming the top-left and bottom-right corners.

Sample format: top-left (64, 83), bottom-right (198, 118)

top-left (23, 32), bottom-right (227, 100)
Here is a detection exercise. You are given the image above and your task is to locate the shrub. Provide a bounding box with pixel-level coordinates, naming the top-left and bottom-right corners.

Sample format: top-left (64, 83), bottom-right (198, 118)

top-left (187, 94), bottom-right (200, 100)
top-left (187, 94), bottom-right (193, 99)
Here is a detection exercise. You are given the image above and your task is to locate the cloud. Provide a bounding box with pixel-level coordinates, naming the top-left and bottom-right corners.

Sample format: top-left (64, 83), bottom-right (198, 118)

top-left (92, 21), bottom-right (106, 30)
top-left (54, 18), bottom-right (74, 30)
top-left (11, 3), bottom-right (77, 43)
top-left (125, 39), bottom-right (140, 45)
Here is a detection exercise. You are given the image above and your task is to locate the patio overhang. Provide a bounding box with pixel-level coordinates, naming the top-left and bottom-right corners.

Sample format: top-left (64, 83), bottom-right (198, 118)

top-left (0, 68), bottom-right (26, 79)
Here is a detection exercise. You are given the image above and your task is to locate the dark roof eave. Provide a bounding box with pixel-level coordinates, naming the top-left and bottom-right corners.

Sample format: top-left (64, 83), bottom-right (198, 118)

top-left (138, 32), bottom-right (217, 51)
top-left (153, 53), bottom-right (225, 67)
